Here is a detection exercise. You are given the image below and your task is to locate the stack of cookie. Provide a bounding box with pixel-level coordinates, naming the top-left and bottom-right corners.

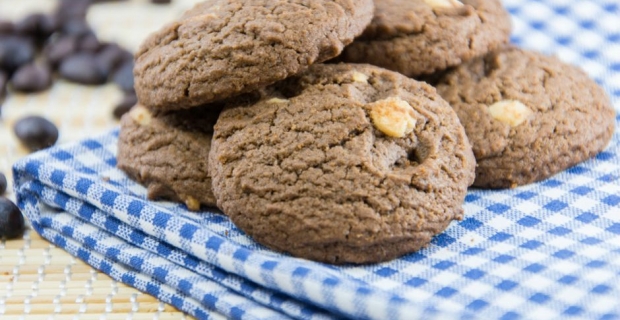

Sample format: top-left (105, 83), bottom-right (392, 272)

top-left (117, 0), bottom-right (615, 264)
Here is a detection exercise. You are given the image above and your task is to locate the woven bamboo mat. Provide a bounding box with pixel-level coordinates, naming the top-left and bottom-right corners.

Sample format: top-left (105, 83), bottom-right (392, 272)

top-left (0, 0), bottom-right (199, 318)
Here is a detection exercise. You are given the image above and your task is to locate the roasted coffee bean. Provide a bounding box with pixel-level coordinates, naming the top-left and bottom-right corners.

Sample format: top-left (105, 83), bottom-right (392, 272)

top-left (91, 0), bottom-right (128, 3)
top-left (0, 20), bottom-right (13, 34)
top-left (14, 14), bottom-right (58, 41)
top-left (60, 18), bottom-right (93, 37)
top-left (11, 64), bottom-right (52, 93)
top-left (56, 0), bottom-right (92, 21)
top-left (113, 60), bottom-right (134, 92)
top-left (113, 92), bottom-right (137, 119)
top-left (0, 71), bottom-right (7, 105)
top-left (0, 173), bottom-right (7, 195)
top-left (14, 115), bottom-right (59, 152)
top-left (151, 0), bottom-right (172, 4)
top-left (79, 33), bottom-right (101, 52)
top-left (43, 35), bottom-right (79, 69)
top-left (0, 197), bottom-right (25, 239)
top-left (0, 36), bottom-right (36, 74)
top-left (59, 53), bottom-right (109, 85)
top-left (96, 43), bottom-right (132, 71)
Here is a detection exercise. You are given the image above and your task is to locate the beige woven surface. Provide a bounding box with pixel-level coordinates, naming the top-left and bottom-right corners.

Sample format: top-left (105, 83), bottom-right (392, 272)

top-left (0, 0), bottom-right (200, 318)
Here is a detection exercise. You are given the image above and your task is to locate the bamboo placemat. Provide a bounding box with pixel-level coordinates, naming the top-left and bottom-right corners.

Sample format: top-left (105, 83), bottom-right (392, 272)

top-left (0, 0), bottom-right (199, 318)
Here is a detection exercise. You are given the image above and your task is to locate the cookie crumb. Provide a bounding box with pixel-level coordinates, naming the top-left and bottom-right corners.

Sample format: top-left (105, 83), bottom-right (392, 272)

top-left (184, 196), bottom-right (200, 211)
top-left (488, 100), bottom-right (532, 127)
top-left (369, 97), bottom-right (416, 138)
top-left (129, 105), bottom-right (153, 126)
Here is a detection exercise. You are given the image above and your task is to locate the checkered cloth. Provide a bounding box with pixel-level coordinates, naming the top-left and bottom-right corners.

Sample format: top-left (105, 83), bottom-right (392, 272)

top-left (12, 0), bottom-right (620, 319)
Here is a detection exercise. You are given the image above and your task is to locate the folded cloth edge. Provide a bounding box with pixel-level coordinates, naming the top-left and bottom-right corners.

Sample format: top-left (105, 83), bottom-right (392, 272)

top-left (19, 180), bottom-right (339, 319)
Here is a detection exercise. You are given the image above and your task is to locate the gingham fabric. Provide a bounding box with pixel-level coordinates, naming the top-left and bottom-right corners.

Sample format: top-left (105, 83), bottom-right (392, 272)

top-left (12, 0), bottom-right (620, 319)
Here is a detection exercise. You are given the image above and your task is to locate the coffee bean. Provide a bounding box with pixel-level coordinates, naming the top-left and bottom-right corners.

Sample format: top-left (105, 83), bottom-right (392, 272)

top-left (0, 36), bottom-right (36, 74)
top-left (113, 60), bottom-right (134, 92)
top-left (11, 64), bottom-right (52, 93)
top-left (14, 115), bottom-right (59, 152)
top-left (78, 33), bottom-right (101, 52)
top-left (113, 92), bottom-right (137, 119)
top-left (96, 43), bottom-right (132, 71)
top-left (14, 14), bottom-right (43, 35)
top-left (91, 0), bottom-right (128, 3)
top-left (14, 14), bottom-right (58, 42)
top-left (59, 53), bottom-right (109, 85)
top-left (0, 71), bottom-right (7, 105)
top-left (56, 0), bottom-right (92, 21)
top-left (0, 197), bottom-right (25, 239)
top-left (151, 0), bottom-right (172, 4)
top-left (0, 173), bottom-right (7, 195)
top-left (60, 18), bottom-right (93, 37)
top-left (43, 35), bottom-right (79, 69)
top-left (0, 20), bottom-right (14, 34)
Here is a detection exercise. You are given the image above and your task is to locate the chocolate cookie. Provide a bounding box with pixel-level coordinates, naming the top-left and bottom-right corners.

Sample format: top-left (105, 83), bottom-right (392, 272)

top-left (117, 105), bottom-right (221, 210)
top-left (339, 0), bottom-right (511, 77)
top-left (435, 47), bottom-right (616, 188)
top-left (209, 63), bottom-right (476, 264)
top-left (134, 0), bottom-right (374, 111)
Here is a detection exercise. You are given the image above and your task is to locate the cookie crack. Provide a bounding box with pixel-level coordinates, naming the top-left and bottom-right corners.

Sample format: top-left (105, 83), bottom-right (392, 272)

top-left (183, 82), bottom-right (191, 97)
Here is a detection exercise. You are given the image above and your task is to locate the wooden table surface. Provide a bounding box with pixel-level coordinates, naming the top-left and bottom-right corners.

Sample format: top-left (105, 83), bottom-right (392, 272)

top-left (0, 1), bottom-right (199, 318)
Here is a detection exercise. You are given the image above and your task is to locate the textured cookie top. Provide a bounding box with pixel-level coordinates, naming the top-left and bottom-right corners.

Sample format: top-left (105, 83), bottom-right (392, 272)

top-left (340, 0), bottom-right (511, 76)
top-left (134, 0), bottom-right (374, 111)
top-left (209, 63), bottom-right (476, 264)
top-left (117, 105), bottom-right (221, 210)
top-left (435, 47), bottom-right (616, 188)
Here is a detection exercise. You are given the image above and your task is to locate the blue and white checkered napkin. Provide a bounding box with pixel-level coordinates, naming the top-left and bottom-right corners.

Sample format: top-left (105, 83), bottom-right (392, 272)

top-left (12, 0), bottom-right (620, 319)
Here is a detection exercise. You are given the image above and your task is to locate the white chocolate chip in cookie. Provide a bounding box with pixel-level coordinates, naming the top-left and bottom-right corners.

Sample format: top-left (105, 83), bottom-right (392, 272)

top-left (369, 97), bottom-right (417, 138)
top-left (488, 100), bottom-right (533, 127)
top-left (352, 71), bottom-right (369, 83)
top-left (424, 0), bottom-right (463, 9)
top-left (267, 97), bottom-right (289, 104)
top-left (129, 105), bottom-right (152, 126)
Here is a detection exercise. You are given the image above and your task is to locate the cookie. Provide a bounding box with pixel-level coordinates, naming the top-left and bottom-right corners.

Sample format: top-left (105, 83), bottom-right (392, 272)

top-left (117, 105), bottom-right (221, 210)
top-left (339, 0), bottom-right (511, 77)
top-left (209, 63), bottom-right (476, 264)
top-left (434, 47), bottom-right (616, 188)
top-left (134, 0), bottom-right (374, 111)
